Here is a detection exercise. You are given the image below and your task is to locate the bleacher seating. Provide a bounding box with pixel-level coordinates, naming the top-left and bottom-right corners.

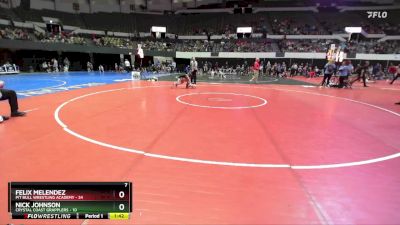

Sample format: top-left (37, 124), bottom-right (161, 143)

top-left (0, 6), bottom-right (397, 36)
top-left (0, 5), bottom-right (398, 54)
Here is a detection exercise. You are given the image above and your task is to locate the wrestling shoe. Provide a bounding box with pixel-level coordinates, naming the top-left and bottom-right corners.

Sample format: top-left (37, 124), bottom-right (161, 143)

top-left (11, 111), bottom-right (26, 117)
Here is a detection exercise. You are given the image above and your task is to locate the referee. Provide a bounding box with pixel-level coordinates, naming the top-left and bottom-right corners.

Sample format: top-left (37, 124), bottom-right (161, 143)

top-left (190, 57), bottom-right (198, 84)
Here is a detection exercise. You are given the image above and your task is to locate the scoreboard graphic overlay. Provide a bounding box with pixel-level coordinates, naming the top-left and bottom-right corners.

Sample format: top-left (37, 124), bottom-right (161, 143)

top-left (8, 182), bottom-right (132, 220)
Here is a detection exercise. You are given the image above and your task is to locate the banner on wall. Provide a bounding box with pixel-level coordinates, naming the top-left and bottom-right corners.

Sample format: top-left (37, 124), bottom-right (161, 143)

top-left (0, 64), bottom-right (20, 74)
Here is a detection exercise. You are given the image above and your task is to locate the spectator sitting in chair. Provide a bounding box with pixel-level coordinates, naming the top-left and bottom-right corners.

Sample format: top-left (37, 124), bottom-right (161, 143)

top-left (0, 80), bottom-right (26, 121)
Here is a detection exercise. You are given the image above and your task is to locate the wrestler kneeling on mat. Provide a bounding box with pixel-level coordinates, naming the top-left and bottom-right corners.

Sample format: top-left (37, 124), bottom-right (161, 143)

top-left (0, 80), bottom-right (26, 122)
top-left (174, 73), bottom-right (196, 89)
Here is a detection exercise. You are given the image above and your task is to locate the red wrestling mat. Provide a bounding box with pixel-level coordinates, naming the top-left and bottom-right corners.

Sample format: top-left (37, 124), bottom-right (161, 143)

top-left (1, 81), bottom-right (400, 224)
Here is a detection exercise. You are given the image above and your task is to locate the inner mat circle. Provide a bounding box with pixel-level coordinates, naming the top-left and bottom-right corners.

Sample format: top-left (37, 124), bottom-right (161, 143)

top-left (176, 92), bottom-right (268, 109)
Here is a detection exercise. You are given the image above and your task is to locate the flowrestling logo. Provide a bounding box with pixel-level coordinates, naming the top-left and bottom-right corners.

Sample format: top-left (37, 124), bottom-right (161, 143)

top-left (367, 11), bottom-right (388, 18)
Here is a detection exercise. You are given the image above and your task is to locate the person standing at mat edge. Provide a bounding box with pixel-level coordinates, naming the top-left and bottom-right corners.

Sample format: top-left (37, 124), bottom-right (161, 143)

top-left (350, 61), bottom-right (369, 87)
top-left (0, 80), bottom-right (26, 120)
top-left (321, 60), bottom-right (336, 87)
top-left (250, 58), bottom-right (260, 83)
top-left (190, 57), bottom-right (198, 84)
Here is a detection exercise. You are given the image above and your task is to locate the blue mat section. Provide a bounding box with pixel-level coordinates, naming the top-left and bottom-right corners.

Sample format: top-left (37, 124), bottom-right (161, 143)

top-left (0, 71), bottom-right (173, 98)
